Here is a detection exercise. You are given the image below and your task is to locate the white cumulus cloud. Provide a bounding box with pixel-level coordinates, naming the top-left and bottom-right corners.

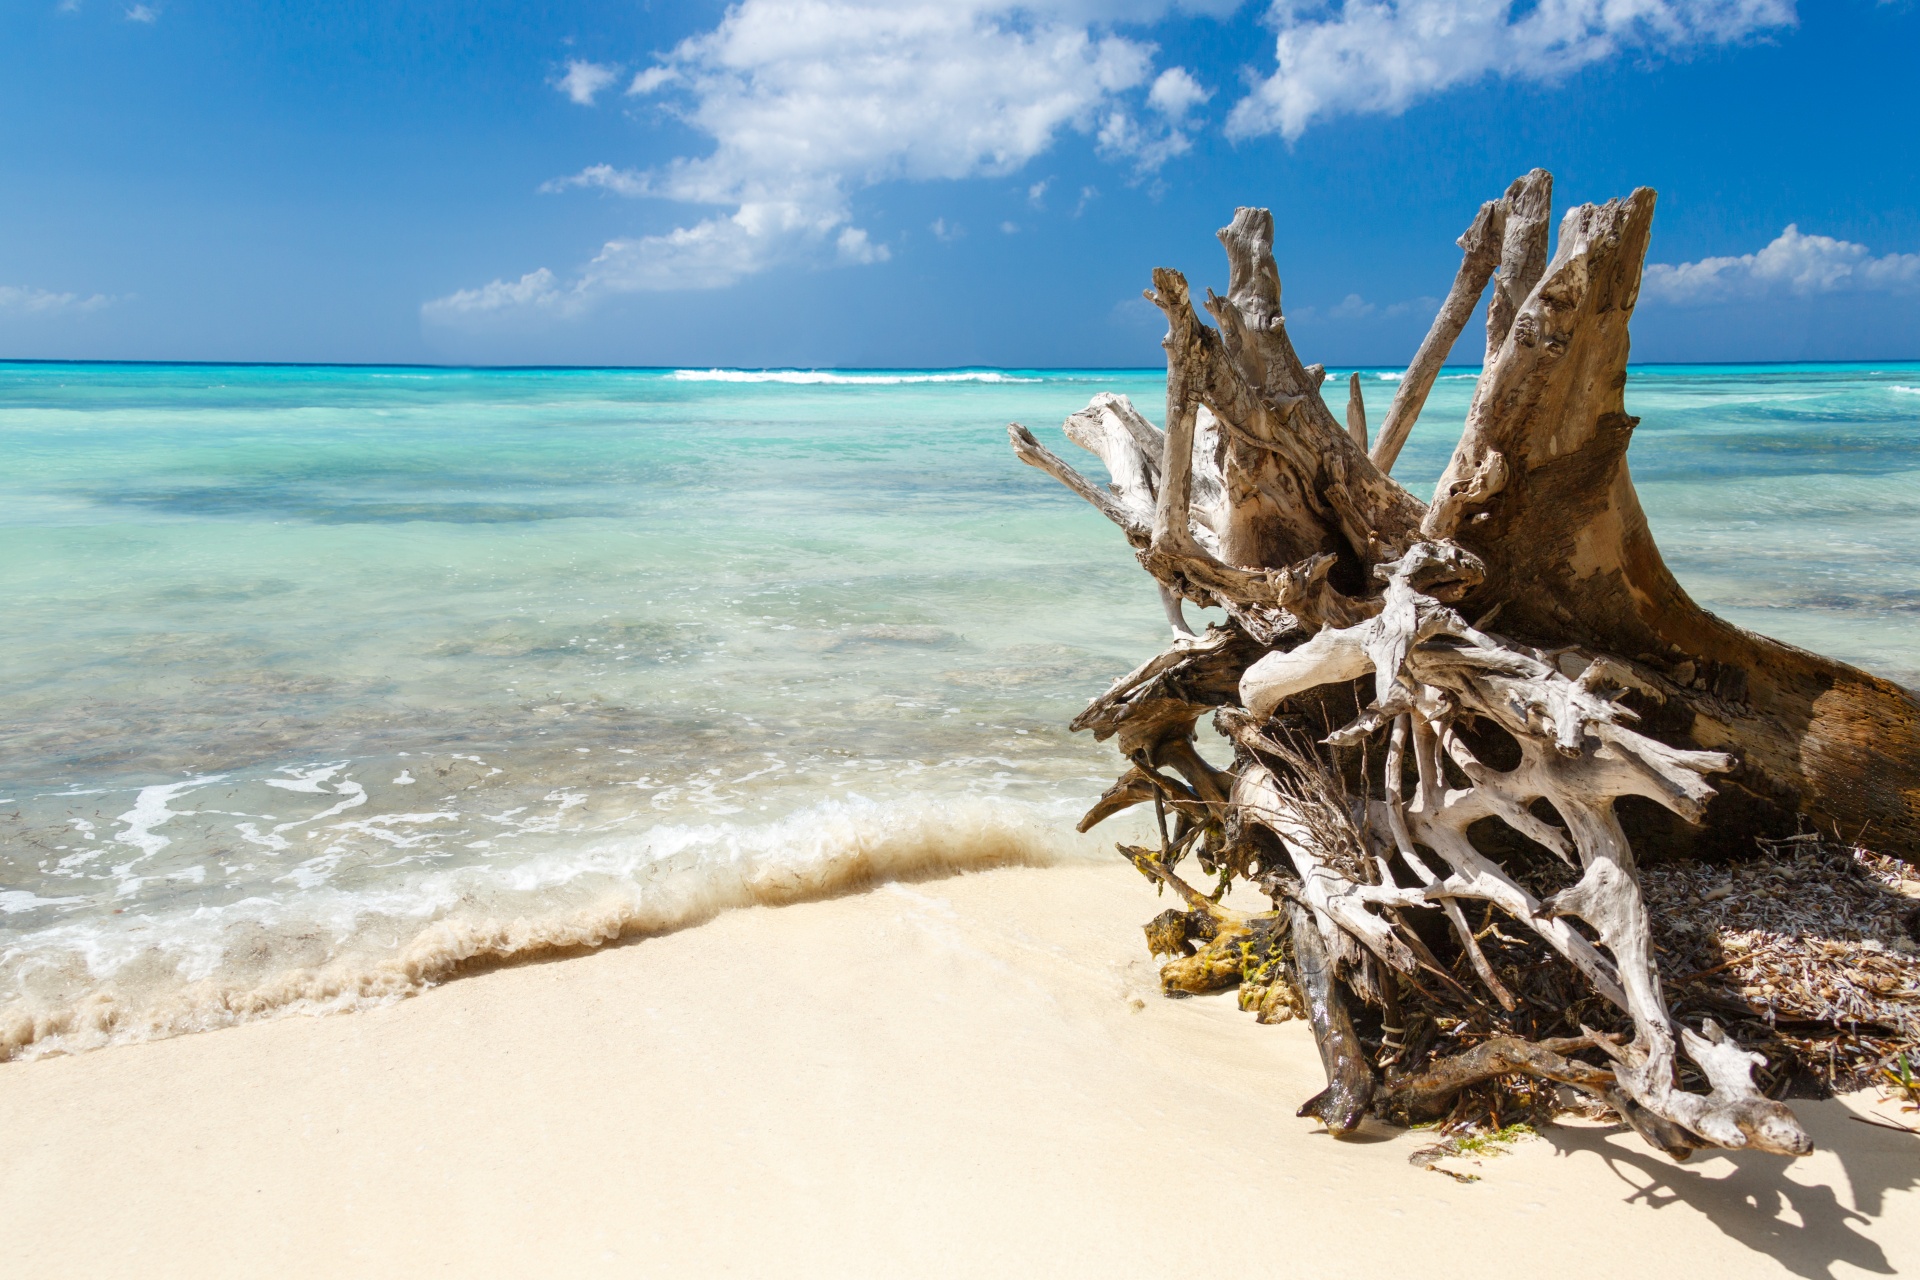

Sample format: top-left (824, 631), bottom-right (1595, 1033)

top-left (429, 0), bottom-right (1197, 323)
top-left (432, 0), bottom-right (1805, 326)
top-left (0, 284), bottom-right (111, 314)
top-left (1643, 225), bottom-right (1920, 305)
top-left (555, 60), bottom-right (621, 106)
top-left (1148, 66), bottom-right (1210, 120)
top-left (1229, 0), bottom-right (1795, 141)
top-left (1096, 65), bottom-right (1212, 169)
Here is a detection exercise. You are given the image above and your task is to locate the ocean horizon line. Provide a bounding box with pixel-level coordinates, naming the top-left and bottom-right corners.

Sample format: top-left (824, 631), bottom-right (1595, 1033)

top-left (5, 357), bottom-right (1920, 376)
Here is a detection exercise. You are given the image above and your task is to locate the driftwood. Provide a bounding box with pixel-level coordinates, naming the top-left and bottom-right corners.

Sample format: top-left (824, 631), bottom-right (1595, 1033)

top-left (1008, 171), bottom-right (1920, 1159)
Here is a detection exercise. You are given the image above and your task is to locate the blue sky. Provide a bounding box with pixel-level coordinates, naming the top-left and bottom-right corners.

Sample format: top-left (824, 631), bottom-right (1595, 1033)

top-left (3, 1), bottom-right (1916, 367)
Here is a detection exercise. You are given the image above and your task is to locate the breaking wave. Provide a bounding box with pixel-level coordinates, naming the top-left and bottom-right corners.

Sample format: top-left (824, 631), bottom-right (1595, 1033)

top-left (670, 369), bottom-right (1041, 385)
top-left (0, 796), bottom-right (1098, 1063)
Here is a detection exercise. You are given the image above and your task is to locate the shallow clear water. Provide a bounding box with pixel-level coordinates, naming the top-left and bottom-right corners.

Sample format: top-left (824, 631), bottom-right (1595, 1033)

top-left (2, 361), bottom-right (1917, 1057)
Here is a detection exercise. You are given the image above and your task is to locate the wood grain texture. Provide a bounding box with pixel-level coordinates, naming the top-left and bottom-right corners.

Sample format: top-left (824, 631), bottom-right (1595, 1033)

top-left (1007, 172), bottom-right (1918, 1158)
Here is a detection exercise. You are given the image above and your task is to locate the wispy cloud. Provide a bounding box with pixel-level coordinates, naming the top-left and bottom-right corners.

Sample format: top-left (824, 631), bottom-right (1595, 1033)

top-left (540, 163), bottom-right (650, 197)
top-left (554, 60), bottom-right (620, 106)
top-left (1230, 0), bottom-right (1795, 141)
top-left (428, 1), bottom-right (1203, 324)
top-left (423, 213), bottom-right (804, 322)
top-left (627, 66), bottom-right (677, 96)
top-left (1643, 225), bottom-right (1920, 305)
top-left (124, 3), bottom-right (158, 23)
top-left (1290, 291), bottom-right (1440, 322)
top-left (1384, 294), bottom-right (1439, 317)
top-left (0, 284), bottom-right (112, 314)
top-left (420, 269), bottom-right (564, 320)
top-left (836, 226), bottom-right (889, 264)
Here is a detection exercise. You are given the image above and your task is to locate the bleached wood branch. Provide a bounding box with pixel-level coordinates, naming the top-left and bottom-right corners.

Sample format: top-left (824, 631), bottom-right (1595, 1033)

top-left (1369, 199), bottom-right (1504, 475)
top-left (1483, 168), bottom-right (1553, 364)
top-left (1007, 173), bottom-right (1916, 1160)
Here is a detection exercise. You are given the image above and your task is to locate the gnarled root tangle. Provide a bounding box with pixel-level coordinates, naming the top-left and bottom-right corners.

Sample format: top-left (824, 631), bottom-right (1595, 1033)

top-left (1010, 171), bottom-right (1920, 1159)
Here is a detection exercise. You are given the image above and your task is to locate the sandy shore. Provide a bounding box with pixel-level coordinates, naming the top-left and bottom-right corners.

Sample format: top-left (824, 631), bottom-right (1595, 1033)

top-left (2, 859), bottom-right (1915, 1278)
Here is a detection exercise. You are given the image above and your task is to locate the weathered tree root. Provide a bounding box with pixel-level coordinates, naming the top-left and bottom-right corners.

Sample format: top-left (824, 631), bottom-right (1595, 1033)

top-left (1377, 1035), bottom-right (1611, 1125)
top-left (1009, 171), bottom-right (1920, 1158)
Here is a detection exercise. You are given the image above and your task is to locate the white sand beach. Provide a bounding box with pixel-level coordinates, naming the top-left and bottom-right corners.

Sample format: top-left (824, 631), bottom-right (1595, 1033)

top-left (2, 859), bottom-right (1914, 1278)
top-left (10, 3), bottom-right (1920, 1275)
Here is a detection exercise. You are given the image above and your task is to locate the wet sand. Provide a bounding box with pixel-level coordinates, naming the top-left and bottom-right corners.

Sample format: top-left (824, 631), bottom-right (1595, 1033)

top-left (1, 860), bottom-right (1914, 1278)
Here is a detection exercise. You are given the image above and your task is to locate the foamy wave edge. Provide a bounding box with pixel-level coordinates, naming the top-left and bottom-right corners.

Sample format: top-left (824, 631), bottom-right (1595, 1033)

top-left (669, 369), bottom-right (1040, 385)
top-left (1, 797), bottom-right (1087, 1064)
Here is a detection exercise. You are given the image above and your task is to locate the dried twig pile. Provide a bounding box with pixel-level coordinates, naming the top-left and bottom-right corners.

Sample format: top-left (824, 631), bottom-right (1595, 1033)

top-left (1647, 839), bottom-right (1920, 1092)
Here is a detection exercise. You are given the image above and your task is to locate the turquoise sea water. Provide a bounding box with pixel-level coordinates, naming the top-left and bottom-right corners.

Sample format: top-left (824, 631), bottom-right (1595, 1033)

top-left (3, 361), bottom-right (1918, 1057)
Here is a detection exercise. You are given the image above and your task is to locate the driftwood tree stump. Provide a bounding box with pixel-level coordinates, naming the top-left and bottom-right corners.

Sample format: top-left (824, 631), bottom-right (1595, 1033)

top-left (1009, 171), bottom-right (1920, 1159)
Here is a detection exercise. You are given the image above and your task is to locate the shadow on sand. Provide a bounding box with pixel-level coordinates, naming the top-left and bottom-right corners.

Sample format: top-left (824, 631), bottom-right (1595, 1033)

top-left (1542, 1099), bottom-right (1917, 1279)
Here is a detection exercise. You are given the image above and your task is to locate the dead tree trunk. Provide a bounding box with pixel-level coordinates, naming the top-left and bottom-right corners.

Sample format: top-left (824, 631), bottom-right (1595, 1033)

top-left (1008, 172), bottom-right (1920, 1160)
top-left (1426, 190), bottom-right (1920, 861)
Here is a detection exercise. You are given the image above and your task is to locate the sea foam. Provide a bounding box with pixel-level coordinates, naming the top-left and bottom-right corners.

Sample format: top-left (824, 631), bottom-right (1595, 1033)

top-left (0, 795), bottom-right (1111, 1063)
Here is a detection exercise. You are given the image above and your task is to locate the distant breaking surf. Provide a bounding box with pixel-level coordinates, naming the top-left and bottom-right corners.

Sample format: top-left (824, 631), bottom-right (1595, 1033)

top-left (670, 369), bottom-right (1042, 385)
